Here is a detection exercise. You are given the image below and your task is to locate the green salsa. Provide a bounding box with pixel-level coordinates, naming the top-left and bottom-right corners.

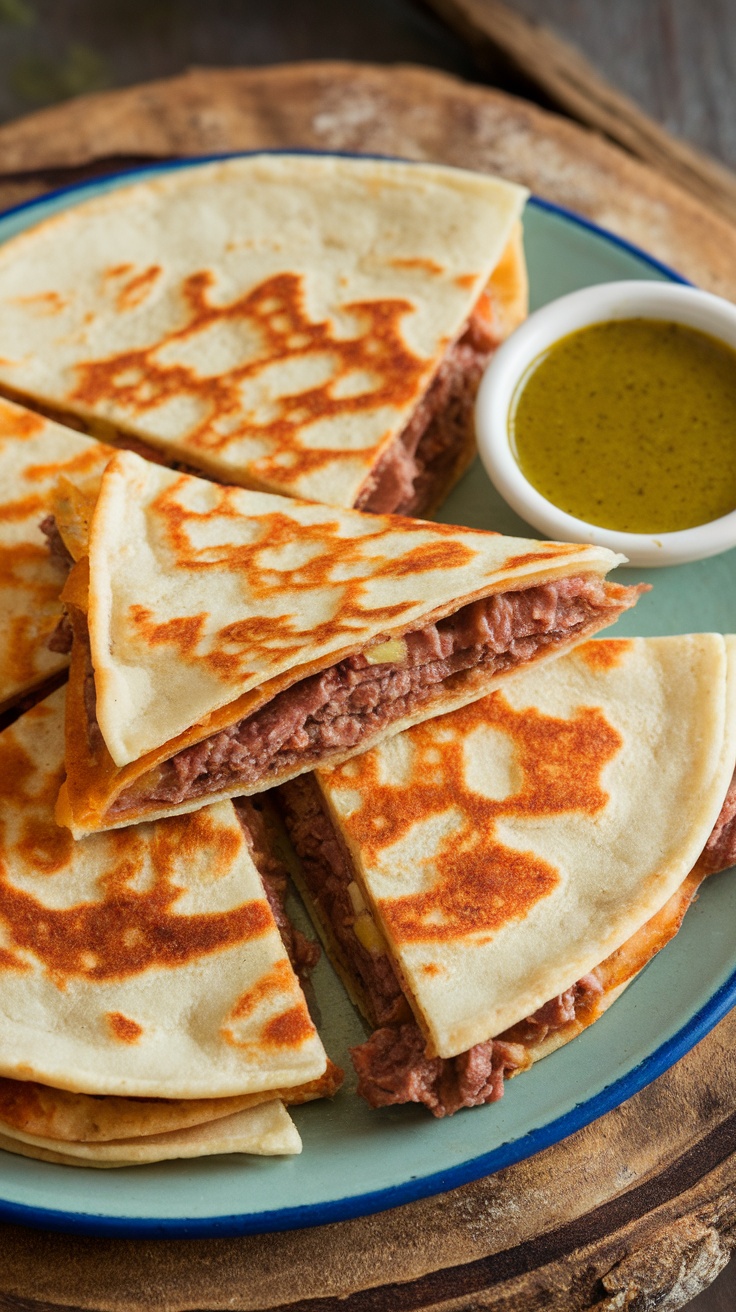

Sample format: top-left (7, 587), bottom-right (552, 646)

top-left (510, 318), bottom-right (736, 533)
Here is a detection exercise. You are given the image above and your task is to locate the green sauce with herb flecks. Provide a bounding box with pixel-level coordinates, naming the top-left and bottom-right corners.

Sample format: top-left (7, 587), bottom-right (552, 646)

top-left (510, 318), bottom-right (736, 533)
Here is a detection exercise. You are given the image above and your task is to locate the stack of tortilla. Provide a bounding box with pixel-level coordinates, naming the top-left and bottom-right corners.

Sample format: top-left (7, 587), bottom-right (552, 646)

top-left (0, 687), bottom-right (338, 1165)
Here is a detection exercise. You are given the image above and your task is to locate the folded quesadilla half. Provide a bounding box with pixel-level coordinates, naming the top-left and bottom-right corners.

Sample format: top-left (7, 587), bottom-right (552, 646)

top-left (0, 154), bottom-right (527, 515)
top-left (0, 687), bottom-right (339, 1167)
top-left (0, 397), bottom-right (112, 714)
top-left (54, 451), bottom-right (643, 836)
top-left (278, 635), bottom-right (736, 1116)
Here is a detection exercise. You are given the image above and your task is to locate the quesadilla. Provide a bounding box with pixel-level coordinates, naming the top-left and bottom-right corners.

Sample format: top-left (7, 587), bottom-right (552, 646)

top-left (0, 396), bottom-right (112, 714)
top-left (0, 689), bottom-right (339, 1165)
top-left (0, 154), bottom-right (528, 515)
top-left (54, 451), bottom-right (643, 836)
top-left (278, 635), bottom-right (736, 1116)
top-left (0, 1101), bottom-right (303, 1168)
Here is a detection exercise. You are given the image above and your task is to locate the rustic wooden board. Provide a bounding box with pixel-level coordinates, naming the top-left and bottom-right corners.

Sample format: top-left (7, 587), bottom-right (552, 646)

top-left (0, 61), bottom-right (734, 1312)
top-left (2, 61), bottom-right (736, 299)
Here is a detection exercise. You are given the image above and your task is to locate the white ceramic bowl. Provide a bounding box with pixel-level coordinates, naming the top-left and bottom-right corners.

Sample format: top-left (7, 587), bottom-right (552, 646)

top-left (475, 280), bottom-right (736, 566)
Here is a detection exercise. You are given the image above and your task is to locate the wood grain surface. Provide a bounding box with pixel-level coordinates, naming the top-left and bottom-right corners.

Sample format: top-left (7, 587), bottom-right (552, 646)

top-left (421, 0), bottom-right (736, 225)
top-left (2, 60), bottom-right (736, 301)
top-left (0, 60), bottom-right (734, 1312)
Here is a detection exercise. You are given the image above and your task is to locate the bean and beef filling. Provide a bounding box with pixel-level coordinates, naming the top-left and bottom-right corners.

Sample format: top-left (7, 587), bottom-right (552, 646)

top-left (109, 574), bottom-right (641, 814)
top-left (356, 303), bottom-right (500, 516)
top-left (233, 795), bottom-right (320, 979)
top-left (39, 514), bottom-right (75, 654)
top-left (280, 769), bottom-right (736, 1117)
top-left (278, 774), bottom-right (408, 1026)
top-left (350, 979), bottom-right (604, 1119)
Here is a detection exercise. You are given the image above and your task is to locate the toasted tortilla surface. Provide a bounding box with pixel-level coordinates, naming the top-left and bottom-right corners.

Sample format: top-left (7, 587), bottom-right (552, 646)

top-left (0, 396), bottom-right (111, 711)
top-left (0, 154), bottom-right (527, 509)
top-left (314, 635), bottom-right (736, 1057)
top-left (0, 688), bottom-right (328, 1098)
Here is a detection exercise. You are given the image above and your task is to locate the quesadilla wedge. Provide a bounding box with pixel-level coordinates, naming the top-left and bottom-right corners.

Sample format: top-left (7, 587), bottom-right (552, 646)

top-left (0, 154), bottom-right (527, 516)
top-left (278, 635), bottom-right (736, 1116)
top-left (0, 1062), bottom-right (338, 1146)
top-left (0, 688), bottom-right (336, 1113)
top-left (55, 451), bottom-right (643, 836)
top-left (0, 1100), bottom-right (303, 1168)
top-left (0, 396), bottom-right (112, 714)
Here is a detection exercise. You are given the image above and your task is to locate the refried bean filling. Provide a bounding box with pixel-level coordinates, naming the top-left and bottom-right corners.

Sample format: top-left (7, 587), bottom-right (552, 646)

top-left (104, 573), bottom-right (642, 815)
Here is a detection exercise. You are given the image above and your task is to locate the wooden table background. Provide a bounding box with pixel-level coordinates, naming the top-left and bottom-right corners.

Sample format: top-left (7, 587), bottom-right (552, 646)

top-left (0, 2), bottom-right (734, 1308)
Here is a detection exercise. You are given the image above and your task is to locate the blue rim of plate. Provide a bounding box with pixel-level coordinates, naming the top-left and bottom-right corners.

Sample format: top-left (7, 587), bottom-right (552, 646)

top-left (0, 153), bottom-right (724, 1241)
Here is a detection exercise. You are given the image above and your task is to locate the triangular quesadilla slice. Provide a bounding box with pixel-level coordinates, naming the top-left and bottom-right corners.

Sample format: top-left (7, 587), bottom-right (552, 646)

top-left (278, 635), bottom-right (736, 1115)
top-left (0, 396), bottom-right (112, 714)
top-left (0, 154), bottom-right (527, 515)
top-left (0, 688), bottom-right (336, 1105)
top-left (0, 1100), bottom-right (302, 1167)
top-left (56, 451), bottom-right (643, 836)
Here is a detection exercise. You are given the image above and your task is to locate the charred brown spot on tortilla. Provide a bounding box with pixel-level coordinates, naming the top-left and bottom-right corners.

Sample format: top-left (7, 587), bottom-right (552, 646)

top-left (328, 692), bottom-right (621, 947)
top-left (261, 1005), bottom-right (316, 1048)
top-left (221, 958), bottom-right (314, 1050)
top-left (0, 403), bottom-right (45, 440)
top-left (388, 257), bottom-right (445, 275)
top-left (111, 265), bottom-right (162, 313)
top-left (9, 292), bottom-right (66, 317)
top-left (576, 638), bottom-right (635, 670)
top-left (0, 497), bottom-right (50, 525)
top-left (129, 608), bottom-right (209, 662)
top-left (0, 605), bottom-right (67, 715)
top-left (224, 959), bottom-right (295, 1025)
top-left (0, 724), bottom-right (276, 984)
top-left (106, 1011), bottom-right (143, 1044)
top-left (69, 270), bottom-right (428, 487)
top-left (501, 547), bottom-right (584, 568)
top-left (0, 947), bottom-right (31, 973)
top-left (0, 439), bottom-right (111, 703)
top-left (0, 544), bottom-right (67, 689)
top-left (24, 444), bottom-right (112, 488)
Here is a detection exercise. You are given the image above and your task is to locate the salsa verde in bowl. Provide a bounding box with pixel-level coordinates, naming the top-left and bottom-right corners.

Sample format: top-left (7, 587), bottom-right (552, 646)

top-left (475, 280), bottom-right (736, 567)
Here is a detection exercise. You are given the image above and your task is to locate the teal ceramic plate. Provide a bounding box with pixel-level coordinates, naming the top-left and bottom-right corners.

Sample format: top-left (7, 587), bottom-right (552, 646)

top-left (0, 158), bottom-right (734, 1237)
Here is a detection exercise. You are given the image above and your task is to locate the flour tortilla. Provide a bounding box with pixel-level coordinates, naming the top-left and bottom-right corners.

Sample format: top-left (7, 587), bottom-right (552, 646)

top-left (313, 635), bottom-right (736, 1057)
top-left (0, 1100), bottom-right (302, 1167)
top-left (0, 1064), bottom-right (341, 1143)
top-left (0, 687), bottom-right (330, 1098)
top-left (56, 450), bottom-right (635, 836)
top-left (0, 154), bottom-right (527, 509)
top-left (0, 396), bottom-right (111, 711)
